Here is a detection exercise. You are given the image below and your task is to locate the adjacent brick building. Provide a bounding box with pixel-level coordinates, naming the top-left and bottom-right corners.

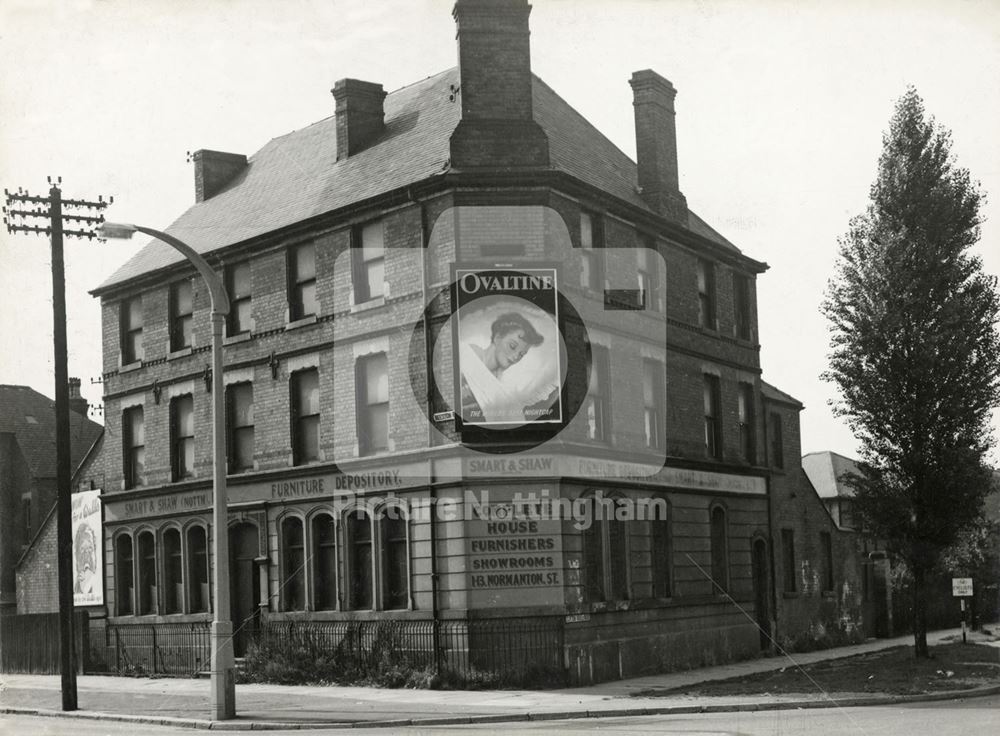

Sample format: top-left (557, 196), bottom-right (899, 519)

top-left (77, 0), bottom-right (867, 682)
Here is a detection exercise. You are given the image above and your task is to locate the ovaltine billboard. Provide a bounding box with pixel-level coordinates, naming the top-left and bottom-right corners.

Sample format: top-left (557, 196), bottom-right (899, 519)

top-left (453, 266), bottom-right (563, 427)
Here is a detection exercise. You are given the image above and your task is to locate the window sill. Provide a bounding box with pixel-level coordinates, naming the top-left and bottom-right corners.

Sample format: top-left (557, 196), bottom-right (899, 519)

top-left (119, 360), bottom-right (143, 373)
top-left (168, 347), bottom-right (193, 360)
top-left (285, 314), bottom-right (318, 331)
top-left (224, 332), bottom-right (252, 345)
top-left (350, 296), bottom-right (386, 314)
top-left (782, 591), bottom-right (800, 599)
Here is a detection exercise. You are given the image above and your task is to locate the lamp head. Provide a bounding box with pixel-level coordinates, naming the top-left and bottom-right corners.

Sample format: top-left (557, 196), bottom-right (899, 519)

top-left (96, 222), bottom-right (138, 240)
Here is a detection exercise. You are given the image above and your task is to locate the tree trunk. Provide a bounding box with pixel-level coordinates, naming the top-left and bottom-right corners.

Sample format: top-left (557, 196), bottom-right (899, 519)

top-left (912, 562), bottom-right (929, 658)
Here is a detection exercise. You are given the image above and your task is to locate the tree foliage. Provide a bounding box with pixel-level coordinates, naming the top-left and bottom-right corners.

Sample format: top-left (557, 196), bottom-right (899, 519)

top-left (822, 88), bottom-right (1000, 654)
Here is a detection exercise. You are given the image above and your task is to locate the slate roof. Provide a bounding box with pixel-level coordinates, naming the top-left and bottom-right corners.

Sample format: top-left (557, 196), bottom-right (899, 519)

top-left (0, 385), bottom-right (103, 479)
top-left (801, 450), bottom-right (862, 499)
top-left (96, 68), bottom-right (739, 292)
top-left (760, 380), bottom-right (803, 408)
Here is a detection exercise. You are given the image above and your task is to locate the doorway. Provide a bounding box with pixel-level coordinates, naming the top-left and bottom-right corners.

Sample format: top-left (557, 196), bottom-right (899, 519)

top-left (752, 538), bottom-right (771, 651)
top-left (229, 522), bottom-right (260, 657)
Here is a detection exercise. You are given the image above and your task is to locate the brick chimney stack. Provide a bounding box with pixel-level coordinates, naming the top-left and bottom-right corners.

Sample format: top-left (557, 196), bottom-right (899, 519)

top-left (331, 79), bottom-right (388, 160)
top-left (68, 377), bottom-right (88, 417)
top-left (629, 70), bottom-right (688, 223)
top-left (449, 0), bottom-right (549, 169)
top-left (192, 150), bottom-right (247, 203)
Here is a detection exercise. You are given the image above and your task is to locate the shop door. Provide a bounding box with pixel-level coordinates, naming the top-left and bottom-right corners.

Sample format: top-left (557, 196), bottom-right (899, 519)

top-left (752, 539), bottom-right (771, 651)
top-left (229, 522), bottom-right (260, 657)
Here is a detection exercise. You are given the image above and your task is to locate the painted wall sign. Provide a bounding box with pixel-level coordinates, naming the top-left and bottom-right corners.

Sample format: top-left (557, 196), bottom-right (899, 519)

top-left (72, 490), bottom-right (103, 606)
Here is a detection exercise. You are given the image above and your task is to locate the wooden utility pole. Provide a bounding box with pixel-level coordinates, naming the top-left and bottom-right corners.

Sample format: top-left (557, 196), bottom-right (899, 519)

top-left (3, 179), bottom-right (110, 711)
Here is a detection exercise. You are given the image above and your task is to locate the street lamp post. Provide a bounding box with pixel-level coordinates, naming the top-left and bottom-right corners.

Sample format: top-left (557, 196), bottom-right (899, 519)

top-left (99, 222), bottom-right (236, 720)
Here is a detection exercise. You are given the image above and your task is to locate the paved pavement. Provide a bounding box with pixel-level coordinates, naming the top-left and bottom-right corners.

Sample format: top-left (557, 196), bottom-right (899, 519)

top-left (1, 627), bottom-right (996, 731)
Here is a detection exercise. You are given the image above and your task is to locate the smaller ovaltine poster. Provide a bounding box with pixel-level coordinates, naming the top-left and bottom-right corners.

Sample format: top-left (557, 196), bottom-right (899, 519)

top-left (72, 490), bottom-right (103, 606)
top-left (453, 266), bottom-right (563, 427)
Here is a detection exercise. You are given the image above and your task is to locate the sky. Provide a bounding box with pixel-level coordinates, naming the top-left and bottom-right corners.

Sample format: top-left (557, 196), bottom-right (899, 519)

top-left (1, 0), bottom-right (998, 462)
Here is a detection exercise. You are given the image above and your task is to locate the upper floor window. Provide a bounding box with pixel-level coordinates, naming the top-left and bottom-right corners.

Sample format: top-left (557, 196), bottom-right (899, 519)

top-left (643, 359), bottom-right (665, 450)
top-left (769, 412), bottom-right (784, 469)
top-left (738, 382), bottom-right (756, 465)
top-left (122, 406), bottom-right (145, 489)
top-left (226, 261), bottom-right (252, 336)
top-left (169, 279), bottom-right (193, 351)
top-left (288, 242), bottom-right (317, 321)
top-left (291, 369), bottom-right (320, 465)
top-left (697, 259), bottom-right (716, 330)
top-left (120, 295), bottom-right (143, 364)
top-left (710, 505), bottom-right (729, 594)
top-left (357, 353), bottom-right (389, 456)
top-left (733, 272), bottom-right (752, 340)
top-left (281, 516), bottom-right (305, 611)
top-left (585, 345), bottom-right (609, 442)
top-left (226, 382), bottom-right (254, 473)
top-left (381, 508), bottom-right (409, 610)
top-left (638, 244), bottom-right (659, 310)
top-left (579, 212), bottom-right (604, 292)
top-left (353, 221), bottom-right (385, 303)
top-left (312, 514), bottom-right (337, 611)
top-left (703, 375), bottom-right (722, 460)
top-left (170, 395), bottom-right (194, 481)
top-left (781, 528), bottom-right (797, 593)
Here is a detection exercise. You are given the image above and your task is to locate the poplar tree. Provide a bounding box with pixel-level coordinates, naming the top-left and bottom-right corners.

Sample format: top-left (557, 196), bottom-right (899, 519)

top-left (822, 87), bottom-right (1000, 657)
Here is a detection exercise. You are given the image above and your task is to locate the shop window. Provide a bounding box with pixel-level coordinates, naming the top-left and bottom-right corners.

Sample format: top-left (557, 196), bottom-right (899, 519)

top-left (697, 259), bottom-right (716, 330)
top-left (738, 382), bottom-right (756, 464)
top-left (381, 508), bottom-right (409, 610)
top-left (643, 359), bottom-right (665, 450)
top-left (347, 510), bottom-right (373, 610)
top-left (581, 496), bottom-right (631, 603)
top-left (312, 514), bottom-right (337, 611)
top-left (352, 220), bottom-right (385, 303)
top-left (782, 528), bottom-right (796, 593)
top-left (710, 506), bottom-right (729, 594)
top-left (291, 369), bottom-right (320, 465)
top-left (163, 528), bottom-right (183, 614)
top-left (226, 382), bottom-right (254, 473)
top-left (187, 525), bottom-right (209, 613)
top-left (226, 261), bottom-right (252, 336)
top-left (703, 375), bottom-right (722, 459)
top-left (281, 516), bottom-right (305, 611)
top-left (821, 531), bottom-right (834, 592)
top-left (120, 295), bottom-right (143, 364)
top-left (123, 406), bottom-right (145, 489)
top-left (769, 412), bottom-right (784, 469)
top-left (288, 242), bottom-right (317, 321)
top-left (651, 511), bottom-right (673, 598)
top-left (579, 211), bottom-right (604, 292)
top-left (356, 353), bottom-right (389, 456)
top-left (170, 395), bottom-right (195, 481)
top-left (115, 534), bottom-right (134, 616)
top-left (585, 345), bottom-right (609, 441)
top-left (733, 272), bottom-right (752, 340)
top-left (169, 279), bottom-right (193, 351)
top-left (137, 530), bottom-right (157, 615)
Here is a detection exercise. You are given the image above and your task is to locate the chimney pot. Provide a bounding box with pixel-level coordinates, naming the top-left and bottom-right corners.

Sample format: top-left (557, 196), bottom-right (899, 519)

top-left (192, 150), bottom-right (247, 203)
top-left (331, 79), bottom-right (387, 160)
top-left (630, 69), bottom-right (688, 223)
top-left (68, 377), bottom-right (88, 417)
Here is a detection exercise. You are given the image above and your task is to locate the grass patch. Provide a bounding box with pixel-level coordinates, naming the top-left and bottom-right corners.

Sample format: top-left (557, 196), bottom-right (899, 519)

top-left (636, 643), bottom-right (1000, 698)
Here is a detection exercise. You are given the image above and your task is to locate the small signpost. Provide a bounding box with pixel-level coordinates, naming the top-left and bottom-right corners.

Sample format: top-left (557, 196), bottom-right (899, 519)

top-left (952, 577), bottom-right (974, 643)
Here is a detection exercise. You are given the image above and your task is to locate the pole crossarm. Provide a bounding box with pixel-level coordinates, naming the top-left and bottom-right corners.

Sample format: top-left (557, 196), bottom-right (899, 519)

top-left (4, 181), bottom-right (112, 241)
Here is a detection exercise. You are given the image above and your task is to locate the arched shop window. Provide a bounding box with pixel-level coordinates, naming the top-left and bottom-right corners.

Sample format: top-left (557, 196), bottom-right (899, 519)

top-left (347, 509), bottom-right (373, 610)
top-left (651, 504), bottom-right (673, 598)
top-left (187, 525), bottom-right (209, 613)
top-left (136, 530), bottom-right (157, 615)
top-left (710, 505), bottom-right (730, 594)
top-left (312, 514), bottom-right (337, 611)
top-left (581, 495), bottom-right (631, 603)
top-left (163, 528), bottom-right (183, 614)
top-left (281, 516), bottom-right (305, 611)
top-left (380, 507), bottom-right (409, 610)
top-left (115, 533), bottom-right (134, 616)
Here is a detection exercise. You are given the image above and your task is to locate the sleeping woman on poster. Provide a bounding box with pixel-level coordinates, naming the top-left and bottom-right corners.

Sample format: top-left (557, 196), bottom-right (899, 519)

top-left (458, 305), bottom-right (561, 425)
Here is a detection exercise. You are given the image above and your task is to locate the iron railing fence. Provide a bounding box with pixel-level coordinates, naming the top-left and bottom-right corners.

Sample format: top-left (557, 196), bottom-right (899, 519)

top-left (90, 620), bottom-right (212, 677)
